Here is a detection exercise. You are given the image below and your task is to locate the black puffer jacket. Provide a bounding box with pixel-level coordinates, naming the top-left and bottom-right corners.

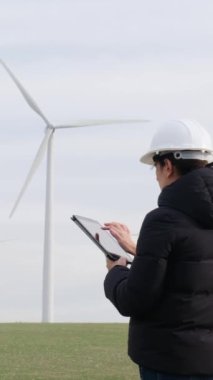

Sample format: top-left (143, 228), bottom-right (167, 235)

top-left (104, 167), bottom-right (213, 375)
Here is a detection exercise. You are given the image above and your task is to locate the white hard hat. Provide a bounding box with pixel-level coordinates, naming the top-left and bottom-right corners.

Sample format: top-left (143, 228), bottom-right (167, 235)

top-left (140, 119), bottom-right (213, 165)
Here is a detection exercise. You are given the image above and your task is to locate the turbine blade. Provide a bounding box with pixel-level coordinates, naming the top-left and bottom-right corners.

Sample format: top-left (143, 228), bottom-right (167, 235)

top-left (55, 119), bottom-right (150, 129)
top-left (0, 239), bottom-right (17, 243)
top-left (0, 59), bottom-right (51, 125)
top-left (10, 128), bottom-right (54, 218)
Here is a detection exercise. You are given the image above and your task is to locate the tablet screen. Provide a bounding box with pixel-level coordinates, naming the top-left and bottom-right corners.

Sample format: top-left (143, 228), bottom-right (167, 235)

top-left (71, 215), bottom-right (133, 263)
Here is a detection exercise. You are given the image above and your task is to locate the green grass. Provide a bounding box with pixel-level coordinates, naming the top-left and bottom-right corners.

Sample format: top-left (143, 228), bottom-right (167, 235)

top-left (0, 323), bottom-right (139, 379)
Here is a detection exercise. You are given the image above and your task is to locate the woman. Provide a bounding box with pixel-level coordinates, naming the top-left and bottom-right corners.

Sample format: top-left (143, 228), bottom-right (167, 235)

top-left (104, 120), bottom-right (213, 380)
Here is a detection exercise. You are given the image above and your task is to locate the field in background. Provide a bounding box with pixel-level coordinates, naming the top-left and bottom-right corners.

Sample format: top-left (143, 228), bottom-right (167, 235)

top-left (0, 323), bottom-right (139, 380)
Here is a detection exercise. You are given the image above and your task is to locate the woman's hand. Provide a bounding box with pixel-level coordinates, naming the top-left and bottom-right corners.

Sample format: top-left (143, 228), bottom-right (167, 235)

top-left (106, 256), bottom-right (128, 271)
top-left (103, 222), bottom-right (136, 255)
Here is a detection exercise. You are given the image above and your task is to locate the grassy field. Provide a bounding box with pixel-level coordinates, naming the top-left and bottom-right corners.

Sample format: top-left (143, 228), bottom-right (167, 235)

top-left (0, 323), bottom-right (139, 380)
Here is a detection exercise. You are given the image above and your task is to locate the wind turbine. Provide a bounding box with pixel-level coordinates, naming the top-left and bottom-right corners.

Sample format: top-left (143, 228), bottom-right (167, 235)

top-left (0, 59), bottom-right (148, 322)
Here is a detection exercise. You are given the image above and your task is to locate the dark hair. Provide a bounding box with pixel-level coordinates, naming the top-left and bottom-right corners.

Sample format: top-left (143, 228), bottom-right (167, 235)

top-left (153, 152), bottom-right (208, 175)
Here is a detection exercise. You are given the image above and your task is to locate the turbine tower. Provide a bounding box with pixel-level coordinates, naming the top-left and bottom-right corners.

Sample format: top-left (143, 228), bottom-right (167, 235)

top-left (0, 60), bottom-right (148, 322)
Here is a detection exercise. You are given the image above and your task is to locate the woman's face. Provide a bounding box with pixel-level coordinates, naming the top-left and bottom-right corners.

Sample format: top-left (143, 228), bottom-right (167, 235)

top-left (155, 159), bottom-right (180, 189)
top-left (155, 162), bottom-right (169, 189)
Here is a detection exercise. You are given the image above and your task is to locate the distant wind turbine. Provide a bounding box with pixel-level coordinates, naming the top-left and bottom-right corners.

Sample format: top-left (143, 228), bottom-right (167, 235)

top-left (0, 59), bottom-right (148, 322)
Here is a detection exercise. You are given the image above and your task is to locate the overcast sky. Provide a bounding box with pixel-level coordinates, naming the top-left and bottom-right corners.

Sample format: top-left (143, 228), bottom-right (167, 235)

top-left (1, 0), bottom-right (213, 322)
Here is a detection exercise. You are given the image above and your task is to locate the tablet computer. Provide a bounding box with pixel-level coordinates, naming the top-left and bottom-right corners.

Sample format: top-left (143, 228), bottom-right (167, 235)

top-left (71, 214), bottom-right (133, 264)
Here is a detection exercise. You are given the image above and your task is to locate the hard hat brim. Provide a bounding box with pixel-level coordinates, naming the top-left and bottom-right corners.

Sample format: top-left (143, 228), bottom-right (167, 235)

top-left (140, 151), bottom-right (156, 165)
top-left (140, 149), bottom-right (213, 165)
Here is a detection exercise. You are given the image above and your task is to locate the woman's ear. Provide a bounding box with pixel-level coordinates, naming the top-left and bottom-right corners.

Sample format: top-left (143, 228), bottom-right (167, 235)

top-left (164, 159), bottom-right (175, 178)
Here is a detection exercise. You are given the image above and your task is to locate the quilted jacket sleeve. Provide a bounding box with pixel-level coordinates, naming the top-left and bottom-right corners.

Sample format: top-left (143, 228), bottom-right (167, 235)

top-left (104, 208), bottom-right (176, 317)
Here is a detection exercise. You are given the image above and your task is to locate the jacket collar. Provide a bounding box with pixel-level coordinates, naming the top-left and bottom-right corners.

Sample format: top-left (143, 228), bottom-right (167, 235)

top-left (158, 168), bottom-right (213, 228)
